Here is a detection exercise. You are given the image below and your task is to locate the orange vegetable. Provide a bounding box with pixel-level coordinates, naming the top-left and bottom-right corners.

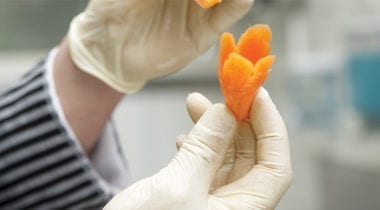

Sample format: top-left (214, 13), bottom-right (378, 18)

top-left (218, 24), bottom-right (275, 121)
top-left (194, 0), bottom-right (221, 8)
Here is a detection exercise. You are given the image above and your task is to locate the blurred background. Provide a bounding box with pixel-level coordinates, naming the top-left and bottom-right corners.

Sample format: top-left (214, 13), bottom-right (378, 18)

top-left (1, 0), bottom-right (380, 209)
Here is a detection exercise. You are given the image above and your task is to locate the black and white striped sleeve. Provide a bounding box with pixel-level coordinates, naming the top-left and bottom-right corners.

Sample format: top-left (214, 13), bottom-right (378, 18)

top-left (0, 50), bottom-right (129, 209)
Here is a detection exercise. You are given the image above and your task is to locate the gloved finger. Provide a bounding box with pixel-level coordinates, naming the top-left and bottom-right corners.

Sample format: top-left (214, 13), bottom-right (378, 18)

top-left (210, 141), bottom-right (235, 191)
top-left (176, 134), bottom-right (187, 150)
top-left (183, 98), bottom-right (237, 191)
top-left (227, 121), bottom-right (256, 183)
top-left (186, 93), bottom-right (236, 191)
top-left (210, 88), bottom-right (292, 209)
top-left (176, 93), bottom-right (212, 151)
top-left (250, 88), bottom-right (292, 173)
top-left (180, 104), bottom-right (236, 183)
top-left (186, 92), bottom-right (213, 123)
top-left (178, 133), bottom-right (237, 189)
top-left (209, 0), bottom-right (254, 33)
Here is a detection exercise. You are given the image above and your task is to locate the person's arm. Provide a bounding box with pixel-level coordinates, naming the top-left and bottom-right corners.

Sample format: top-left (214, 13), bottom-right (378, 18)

top-left (53, 37), bottom-right (124, 155)
top-left (0, 49), bottom-right (117, 209)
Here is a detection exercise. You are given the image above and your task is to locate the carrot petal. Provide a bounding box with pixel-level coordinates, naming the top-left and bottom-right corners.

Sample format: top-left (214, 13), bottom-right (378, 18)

top-left (220, 53), bottom-right (253, 90)
top-left (250, 55), bottom-right (275, 85)
top-left (220, 53), bottom-right (256, 121)
top-left (237, 24), bottom-right (272, 64)
top-left (219, 33), bottom-right (237, 73)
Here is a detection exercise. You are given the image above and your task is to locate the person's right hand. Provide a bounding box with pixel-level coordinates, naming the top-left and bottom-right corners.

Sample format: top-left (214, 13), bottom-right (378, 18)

top-left (105, 88), bottom-right (293, 210)
top-left (179, 88), bottom-right (293, 209)
top-left (69, 0), bottom-right (253, 93)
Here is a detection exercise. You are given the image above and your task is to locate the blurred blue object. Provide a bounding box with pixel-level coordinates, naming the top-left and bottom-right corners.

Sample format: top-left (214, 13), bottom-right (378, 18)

top-left (349, 51), bottom-right (380, 123)
top-left (287, 53), bottom-right (342, 131)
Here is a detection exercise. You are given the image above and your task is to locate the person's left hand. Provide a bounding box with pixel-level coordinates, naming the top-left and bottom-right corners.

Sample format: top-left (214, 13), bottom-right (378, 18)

top-left (69, 0), bottom-right (254, 93)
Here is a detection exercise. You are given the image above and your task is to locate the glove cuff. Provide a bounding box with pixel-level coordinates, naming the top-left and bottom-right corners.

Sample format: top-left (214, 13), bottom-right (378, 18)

top-left (68, 14), bottom-right (146, 93)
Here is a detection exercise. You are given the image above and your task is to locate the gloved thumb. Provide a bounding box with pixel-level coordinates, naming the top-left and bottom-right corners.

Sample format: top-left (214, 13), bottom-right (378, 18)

top-left (177, 104), bottom-right (236, 186)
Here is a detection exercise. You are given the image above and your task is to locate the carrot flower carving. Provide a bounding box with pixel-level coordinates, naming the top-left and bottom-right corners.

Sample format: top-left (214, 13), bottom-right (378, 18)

top-left (218, 24), bottom-right (275, 121)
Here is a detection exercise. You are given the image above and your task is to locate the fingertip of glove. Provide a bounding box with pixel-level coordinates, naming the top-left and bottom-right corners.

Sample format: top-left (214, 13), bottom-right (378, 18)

top-left (186, 92), bottom-right (213, 123)
top-left (250, 87), bottom-right (272, 119)
top-left (255, 87), bottom-right (270, 103)
top-left (250, 87), bottom-right (287, 136)
top-left (186, 92), bottom-right (210, 107)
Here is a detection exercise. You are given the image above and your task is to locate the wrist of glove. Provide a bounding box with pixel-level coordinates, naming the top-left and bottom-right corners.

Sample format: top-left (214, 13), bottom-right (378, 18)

top-left (104, 88), bottom-right (293, 210)
top-left (68, 12), bottom-right (147, 93)
top-left (68, 0), bottom-right (254, 93)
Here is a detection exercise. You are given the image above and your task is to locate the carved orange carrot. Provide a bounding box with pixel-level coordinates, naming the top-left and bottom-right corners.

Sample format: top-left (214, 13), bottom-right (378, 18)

top-left (218, 24), bottom-right (275, 121)
top-left (194, 0), bottom-right (221, 8)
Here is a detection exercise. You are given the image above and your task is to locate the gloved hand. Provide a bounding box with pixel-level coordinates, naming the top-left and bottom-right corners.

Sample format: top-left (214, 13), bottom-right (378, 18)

top-left (104, 88), bottom-right (293, 209)
top-left (69, 0), bottom-right (254, 93)
top-left (179, 88), bottom-right (293, 208)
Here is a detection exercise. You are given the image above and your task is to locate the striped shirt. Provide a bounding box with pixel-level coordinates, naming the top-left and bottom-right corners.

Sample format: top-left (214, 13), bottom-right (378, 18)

top-left (0, 56), bottom-right (127, 209)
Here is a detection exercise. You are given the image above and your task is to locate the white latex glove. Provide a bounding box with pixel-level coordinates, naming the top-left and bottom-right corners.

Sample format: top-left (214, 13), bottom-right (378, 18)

top-left (104, 88), bottom-right (293, 210)
top-left (69, 0), bottom-right (254, 93)
top-left (178, 88), bottom-right (293, 209)
top-left (105, 104), bottom-right (236, 210)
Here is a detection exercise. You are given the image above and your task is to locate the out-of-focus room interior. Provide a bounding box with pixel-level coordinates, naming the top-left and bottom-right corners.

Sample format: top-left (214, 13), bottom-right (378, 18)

top-left (1, 0), bottom-right (380, 209)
